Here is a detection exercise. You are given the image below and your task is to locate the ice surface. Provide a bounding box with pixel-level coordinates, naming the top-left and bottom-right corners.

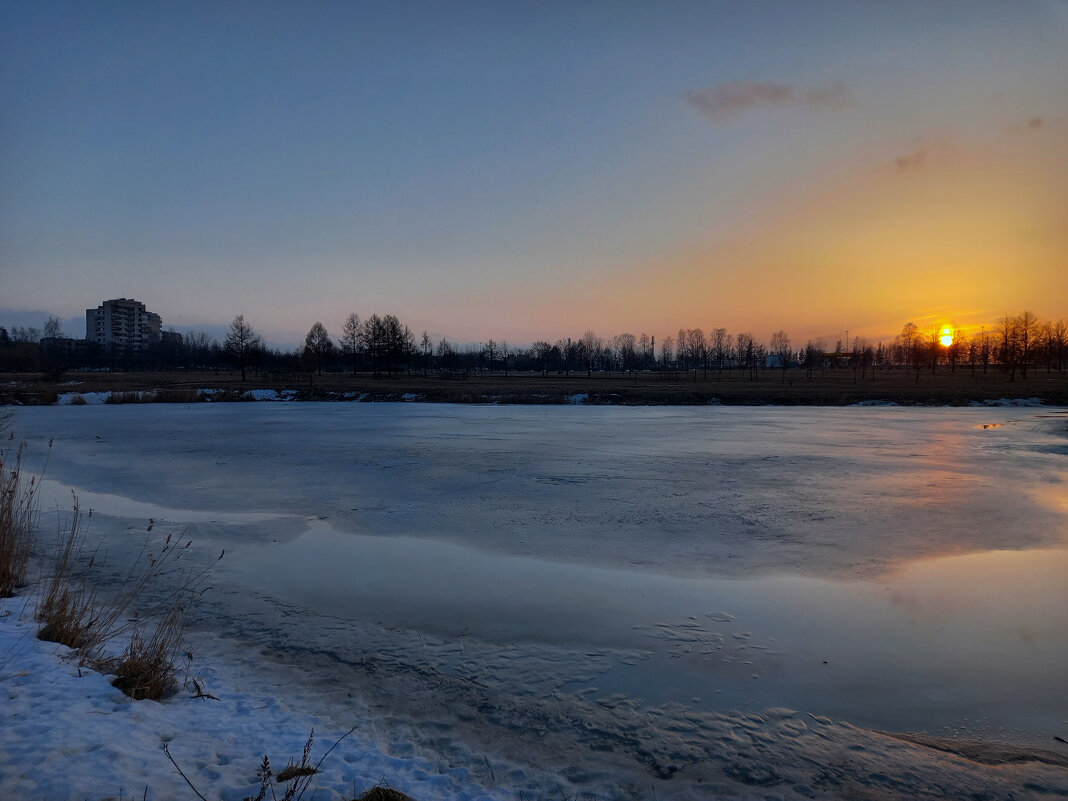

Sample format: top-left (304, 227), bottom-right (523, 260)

top-left (4, 403), bottom-right (1068, 799)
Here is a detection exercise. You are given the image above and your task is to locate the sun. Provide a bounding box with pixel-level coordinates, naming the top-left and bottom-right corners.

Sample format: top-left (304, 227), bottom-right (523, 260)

top-left (940, 327), bottom-right (953, 347)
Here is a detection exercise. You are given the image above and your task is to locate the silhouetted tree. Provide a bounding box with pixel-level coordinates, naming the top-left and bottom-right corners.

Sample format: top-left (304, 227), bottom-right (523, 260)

top-left (43, 316), bottom-right (63, 339)
top-left (579, 330), bottom-right (603, 377)
top-left (770, 330), bottom-right (791, 383)
top-left (420, 331), bottom-right (433, 375)
top-left (225, 314), bottom-right (262, 381)
top-left (530, 341), bottom-right (554, 375)
top-left (303, 321), bottom-right (332, 375)
top-left (483, 339), bottom-right (498, 374)
top-left (339, 313), bottom-right (361, 375)
top-left (613, 333), bottom-right (637, 375)
top-left (361, 314), bottom-right (384, 377)
top-left (658, 335), bottom-right (675, 372)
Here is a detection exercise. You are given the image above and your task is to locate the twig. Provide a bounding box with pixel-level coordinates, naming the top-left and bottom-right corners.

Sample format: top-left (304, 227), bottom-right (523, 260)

top-left (295, 725), bottom-right (360, 801)
top-left (162, 741), bottom-right (209, 801)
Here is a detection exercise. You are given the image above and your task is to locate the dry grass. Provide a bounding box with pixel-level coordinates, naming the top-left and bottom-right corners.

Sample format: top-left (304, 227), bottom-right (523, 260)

top-left (35, 507), bottom-right (222, 699)
top-left (0, 443), bottom-right (44, 598)
top-left (36, 500), bottom-right (99, 649)
top-left (165, 726), bottom-right (361, 801)
top-left (5, 366), bottom-right (1067, 407)
top-left (109, 598), bottom-right (189, 700)
top-left (357, 786), bottom-right (415, 801)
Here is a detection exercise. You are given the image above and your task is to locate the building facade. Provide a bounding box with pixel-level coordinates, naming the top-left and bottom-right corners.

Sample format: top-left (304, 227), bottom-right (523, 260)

top-left (85, 298), bottom-right (162, 353)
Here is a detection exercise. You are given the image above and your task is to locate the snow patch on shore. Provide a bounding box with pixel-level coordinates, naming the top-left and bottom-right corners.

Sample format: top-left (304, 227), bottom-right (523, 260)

top-left (57, 391), bottom-right (111, 404)
top-left (970, 397), bottom-right (1044, 407)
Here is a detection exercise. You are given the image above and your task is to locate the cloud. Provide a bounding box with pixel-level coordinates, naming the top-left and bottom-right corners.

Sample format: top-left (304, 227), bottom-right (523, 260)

top-left (893, 138), bottom-right (961, 174)
top-left (687, 80), bottom-right (853, 121)
top-left (894, 148), bottom-right (927, 173)
top-left (1009, 115), bottom-right (1045, 133)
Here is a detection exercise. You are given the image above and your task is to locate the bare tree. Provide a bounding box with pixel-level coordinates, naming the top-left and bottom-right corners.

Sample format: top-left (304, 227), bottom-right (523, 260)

top-left (769, 330), bottom-right (791, 383)
top-left (554, 338), bottom-right (575, 376)
top-left (659, 335), bottom-right (675, 373)
top-left (579, 330), bottom-right (603, 377)
top-left (483, 339), bottom-right (498, 375)
top-left (1053, 319), bottom-right (1067, 372)
top-left (677, 328), bottom-right (705, 382)
top-left (43, 315), bottom-right (63, 339)
top-left (420, 330), bottom-right (433, 375)
top-left (530, 341), bottom-right (553, 375)
top-left (436, 337), bottom-right (457, 373)
top-left (225, 315), bottom-right (262, 381)
top-left (1017, 311), bottom-right (1038, 379)
top-left (637, 333), bottom-right (652, 370)
top-left (735, 332), bottom-right (757, 379)
top-left (996, 314), bottom-right (1019, 381)
top-left (802, 339), bottom-right (823, 380)
top-left (897, 322), bottom-right (918, 370)
top-left (303, 322), bottom-right (332, 376)
top-left (709, 329), bottom-right (729, 378)
top-left (613, 333), bottom-right (638, 376)
top-left (361, 314), bottom-right (384, 377)
top-left (339, 313), bottom-right (361, 375)
top-left (946, 324), bottom-right (965, 374)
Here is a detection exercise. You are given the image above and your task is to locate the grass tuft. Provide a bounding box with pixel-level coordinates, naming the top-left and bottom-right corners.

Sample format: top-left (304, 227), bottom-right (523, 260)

top-left (110, 599), bottom-right (188, 700)
top-left (357, 786), bottom-right (416, 801)
top-left (35, 505), bottom-right (222, 699)
top-left (0, 443), bottom-right (43, 598)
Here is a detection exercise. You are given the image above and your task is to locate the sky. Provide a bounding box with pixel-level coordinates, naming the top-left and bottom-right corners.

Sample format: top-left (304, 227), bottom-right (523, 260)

top-left (2, 0), bottom-right (1066, 348)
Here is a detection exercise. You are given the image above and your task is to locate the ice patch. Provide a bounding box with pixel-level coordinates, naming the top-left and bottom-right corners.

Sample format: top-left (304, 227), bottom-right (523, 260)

top-left (401, 393), bottom-right (420, 402)
top-left (567, 393), bottom-right (588, 405)
top-left (849, 400), bottom-right (899, 407)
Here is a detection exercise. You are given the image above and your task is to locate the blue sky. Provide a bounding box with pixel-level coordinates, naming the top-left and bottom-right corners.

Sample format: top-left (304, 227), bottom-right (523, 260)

top-left (2, 1), bottom-right (1066, 347)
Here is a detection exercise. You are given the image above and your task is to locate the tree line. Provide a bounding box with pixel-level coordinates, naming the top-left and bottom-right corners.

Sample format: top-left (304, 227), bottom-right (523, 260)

top-left (2, 311), bottom-right (1065, 383)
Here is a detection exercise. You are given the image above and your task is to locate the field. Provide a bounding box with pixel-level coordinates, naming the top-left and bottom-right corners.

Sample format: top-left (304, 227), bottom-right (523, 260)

top-left (4, 365), bottom-right (1068, 406)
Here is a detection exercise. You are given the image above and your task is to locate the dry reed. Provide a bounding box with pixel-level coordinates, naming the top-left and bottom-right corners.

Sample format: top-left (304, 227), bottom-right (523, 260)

top-left (36, 508), bottom-right (222, 699)
top-left (0, 443), bottom-right (44, 598)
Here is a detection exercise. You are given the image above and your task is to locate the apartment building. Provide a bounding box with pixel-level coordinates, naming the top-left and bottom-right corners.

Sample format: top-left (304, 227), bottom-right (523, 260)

top-left (85, 298), bottom-right (162, 352)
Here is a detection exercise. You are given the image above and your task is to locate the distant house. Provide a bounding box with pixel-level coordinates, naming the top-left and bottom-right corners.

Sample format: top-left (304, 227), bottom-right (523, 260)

top-left (85, 298), bottom-right (162, 353)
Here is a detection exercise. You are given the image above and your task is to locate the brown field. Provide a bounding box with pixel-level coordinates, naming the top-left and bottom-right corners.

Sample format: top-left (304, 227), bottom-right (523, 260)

top-left (3, 366), bottom-right (1068, 406)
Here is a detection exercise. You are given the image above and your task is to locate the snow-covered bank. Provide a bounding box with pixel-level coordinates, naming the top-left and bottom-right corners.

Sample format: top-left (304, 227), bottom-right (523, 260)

top-left (3, 595), bottom-right (1067, 800)
top-left (0, 592), bottom-right (500, 801)
top-left (4, 404), bottom-right (1068, 799)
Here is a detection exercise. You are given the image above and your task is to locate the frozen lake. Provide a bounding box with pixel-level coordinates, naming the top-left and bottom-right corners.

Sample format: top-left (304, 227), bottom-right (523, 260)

top-left (11, 402), bottom-right (1068, 798)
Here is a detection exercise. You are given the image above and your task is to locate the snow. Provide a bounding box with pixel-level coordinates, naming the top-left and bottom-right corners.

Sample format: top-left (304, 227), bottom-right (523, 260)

top-left (57, 391), bottom-right (112, 404)
top-left (3, 404), bottom-right (1068, 799)
top-left (969, 396), bottom-right (1045, 407)
top-left (242, 389), bottom-right (298, 401)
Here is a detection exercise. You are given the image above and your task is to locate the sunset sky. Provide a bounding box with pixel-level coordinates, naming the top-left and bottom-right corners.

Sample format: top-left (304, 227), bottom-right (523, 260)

top-left (2, 1), bottom-right (1066, 348)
